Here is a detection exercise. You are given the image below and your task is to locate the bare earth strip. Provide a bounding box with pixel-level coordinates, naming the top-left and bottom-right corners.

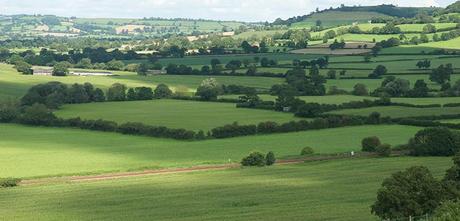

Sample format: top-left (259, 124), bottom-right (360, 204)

top-left (20, 152), bottom-right (381, 186)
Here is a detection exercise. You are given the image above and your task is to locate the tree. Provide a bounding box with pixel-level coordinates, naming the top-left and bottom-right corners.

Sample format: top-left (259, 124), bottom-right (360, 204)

top-left (408, 127), bottom-right (460, 156)
top-left (0, 99), bottom-right (19, 123)
top-left (369, 65), bottom-right (387, 78)
top-left (52, 62), bottom-right (70, 76)
top-left (92, 88), bottom-right (106, 102)
top-left (14, 61), bottom-right (33, 75)
top-left (352, 83), bottom-right (369, 96)
top-left (106, 59), bottom-right (125, 70)
top-left (362, 136), bottom-right (381, 152)
top-left (432, 201), bottom-right (460, 221)
top-left (134, 87), bottom-right (153, 100)
top-left (265, 152), bottom-right (276, 166)
top-left (67, 84), bottom-right (89, 104)
top-left (376, 144), bottom-right (392, 157)
top-left (196, 78), bottom-right (221, 101)
top-left (327, 70), bottom-right (337, 79)
top-left (241, 152), bottom-right (266, 167)
top-left (75, 58), bottom-right (92, 69)
top-left (136, 63), bottom-right (149, 76)
top-left (126, 88), bottom-right (137, 101)
top-left (371, 166), bottom-right (445, 220)
top-left (107, 83), bottom-right (127, 101)
top-left (301, 147), bottom-right (314, 156)
top-left (154, 84), bottom-right (173, 99)
top-left (408, 79), bottom-right (429, 97)
top-left (19, 103), bottom-right (57, 126)
top-left (431, 64), bottom-right (453, 85)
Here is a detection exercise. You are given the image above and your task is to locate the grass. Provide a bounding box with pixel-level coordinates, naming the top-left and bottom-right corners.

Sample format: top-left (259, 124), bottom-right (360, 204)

top-left (55, 99), bottom-right (298, 131)
top-left (0, 124), bottom-right (421, 178)
top-left (329, 106), bottom-right (460, 118)
top-left (0, 157), bottom-right (451, 221)
top-left (399, 37), bottom-right (460, 50)
top-left (440, 119), bottom-right (460, 124)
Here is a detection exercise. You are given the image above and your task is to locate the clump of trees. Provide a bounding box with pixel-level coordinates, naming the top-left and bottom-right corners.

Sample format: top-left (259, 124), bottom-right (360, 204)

top-left (407, 127), bottom-right (460, 156)
top-left (301, 147), bottom-right (315, 156)
top-left (196, 78), bottom-right (222, 101)
top-left (241, 151), bottom-right (276, 167)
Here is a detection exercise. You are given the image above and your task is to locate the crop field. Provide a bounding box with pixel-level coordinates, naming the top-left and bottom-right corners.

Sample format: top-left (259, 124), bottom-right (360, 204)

top-left (0, 157), bottom-right (450, 221)
top-left (0, 124), bottom-right (421, 178)
top-left (329, 106), bottom-right (460, 118)
top-left (55, 99), bottom-right (298, 131)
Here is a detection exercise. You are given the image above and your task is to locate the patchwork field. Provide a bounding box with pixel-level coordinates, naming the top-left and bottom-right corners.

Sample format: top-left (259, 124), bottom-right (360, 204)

top-left (0, 124), bottom-right (422, 178)
top-left (0, 157), bottom-right (450, 221)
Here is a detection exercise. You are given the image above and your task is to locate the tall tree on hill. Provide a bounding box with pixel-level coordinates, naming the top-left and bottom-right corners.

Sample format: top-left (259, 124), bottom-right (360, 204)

top-left (430, 64), bottom-right (453, 85)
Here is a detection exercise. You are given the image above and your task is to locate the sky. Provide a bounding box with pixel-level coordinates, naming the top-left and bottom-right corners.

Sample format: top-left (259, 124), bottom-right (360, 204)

top-left (0, 0), bottom-right (456, 22)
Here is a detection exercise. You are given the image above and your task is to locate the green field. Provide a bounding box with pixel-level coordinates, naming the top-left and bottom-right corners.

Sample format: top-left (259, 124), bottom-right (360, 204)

top-left (221, 94), bottom-right (460, 106)
top-left (55, 99), bottom-right (298, 131)
top-left (0, 64), bottom-right (283, 100)
top-left (400, 36), bottom-right (460, 50)
top-left (329, 106), bottom-right (460, 118)
top-left (0, 124), bottom-right (421, 178)
top-left (0, 157), bottom-right (450, 221)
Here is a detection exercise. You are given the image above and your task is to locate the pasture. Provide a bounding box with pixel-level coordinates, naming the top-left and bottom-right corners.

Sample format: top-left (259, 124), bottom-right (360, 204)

top-left (0, 157), bottom-right (450, 221)
top-left (329, 106), bottom-right (460, 118)
top-left (0, 124), bottom-right (421, 178)
top-left (55, 99), bottom-right (298, 131)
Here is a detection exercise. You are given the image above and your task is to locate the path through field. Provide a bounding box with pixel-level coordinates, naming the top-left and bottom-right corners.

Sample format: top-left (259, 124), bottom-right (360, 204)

top-left (20, 152), bottom-right (381, 186)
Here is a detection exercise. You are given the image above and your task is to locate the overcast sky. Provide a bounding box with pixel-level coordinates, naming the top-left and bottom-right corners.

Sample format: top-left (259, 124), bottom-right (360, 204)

top-left (0, 0), bottom-right (456, 22)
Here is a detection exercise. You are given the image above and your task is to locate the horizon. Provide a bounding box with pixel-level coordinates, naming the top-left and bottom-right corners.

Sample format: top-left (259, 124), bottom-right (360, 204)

top-left (0, 0), bottom-right (456, 22)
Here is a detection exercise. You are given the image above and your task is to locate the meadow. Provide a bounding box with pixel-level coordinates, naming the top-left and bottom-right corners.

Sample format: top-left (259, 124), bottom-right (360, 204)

top-left (0, 124), bottom-right (421, 178)
top-left (55, 99), bottom-right (298, 131)
top-left (0, 157), bottom-right (450, 221)
top-left (329, 106), bottom-right (460, 118)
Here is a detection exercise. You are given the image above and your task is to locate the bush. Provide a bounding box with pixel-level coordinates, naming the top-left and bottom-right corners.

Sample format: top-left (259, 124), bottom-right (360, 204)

top-left (362, 136), bottom-right (381, 152)
top-left (301, 147), bottom-right (314, 156)
top-left (265, 151), bottom-right (276, 166)
top-left (241, 152), bottom-right (266, 167)
top-left (0, 178), bottom-right (21, 188)
top-left (376, 144), bottom-right (392, 157)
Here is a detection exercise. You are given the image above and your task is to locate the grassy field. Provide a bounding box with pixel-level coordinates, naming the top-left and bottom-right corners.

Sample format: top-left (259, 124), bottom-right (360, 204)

top-left (55, 99), bottom-right (298, 131)
top-left (0, 124), bottom-right (421, 178)
top-left (399, 36), bottom-right (460, 50)
top-left (440, 119), bottom-right (460, 124)
top-left (0, 157), bottom-right (450, 221)
top-left (220, 94), bottom-right (460, 106)
top-left (0, 64), bottom-right (283, 100)
top-left (329, 106), bottom-right (460, 118)
top-left (291, 11), bottom-right (392, 28)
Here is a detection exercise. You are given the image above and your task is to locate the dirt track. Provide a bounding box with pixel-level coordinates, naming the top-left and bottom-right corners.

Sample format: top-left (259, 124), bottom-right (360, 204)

top-left (20, 153), bottom-right (378, 186)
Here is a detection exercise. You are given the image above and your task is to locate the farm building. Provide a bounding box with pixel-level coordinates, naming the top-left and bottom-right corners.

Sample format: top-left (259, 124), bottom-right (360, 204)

top-left (32, 68), bottom-right (52, 76)
top-left (70, 71), bottom-right (113, 76)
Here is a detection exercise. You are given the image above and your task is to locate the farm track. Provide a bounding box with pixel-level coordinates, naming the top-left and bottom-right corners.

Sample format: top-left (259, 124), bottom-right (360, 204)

top-left (20, 152), bottom-right (383, 186)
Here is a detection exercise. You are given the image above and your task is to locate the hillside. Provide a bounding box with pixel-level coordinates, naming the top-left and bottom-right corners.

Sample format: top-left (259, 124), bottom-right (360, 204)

top-left (275, 4), bottom-right (439, 27)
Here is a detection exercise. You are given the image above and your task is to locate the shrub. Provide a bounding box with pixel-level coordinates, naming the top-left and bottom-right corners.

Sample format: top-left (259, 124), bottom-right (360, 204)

top-left (362, 136), bottom-right (381, 152)
top-left (376, 144), bottom-right (392, 157)
top-left (266, 152), bottom-right (276, 166)
top-left (241, 152), bottom-right (266, 167)
top-left (0, 178), bottom-right (21, 188)
top-left (301, 147), bottom-right (314, 156)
